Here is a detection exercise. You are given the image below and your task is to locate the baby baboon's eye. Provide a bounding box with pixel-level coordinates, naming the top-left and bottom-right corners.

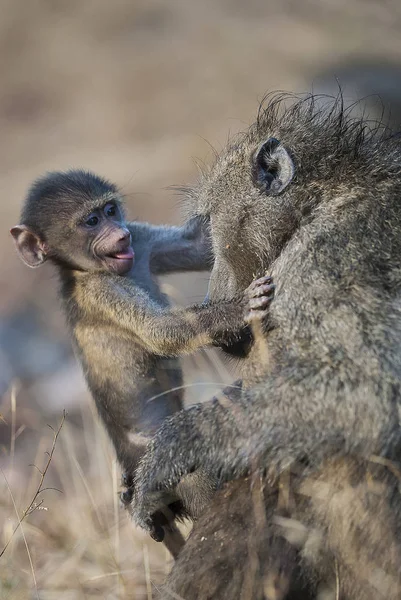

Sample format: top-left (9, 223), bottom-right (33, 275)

top-left (85, 213), bottom-right (99, 227)
top-left (104, 203), bottom-right (116, 217)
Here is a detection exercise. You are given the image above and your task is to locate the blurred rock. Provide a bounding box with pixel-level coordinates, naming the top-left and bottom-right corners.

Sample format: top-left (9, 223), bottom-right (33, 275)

top-left (0, 305), bottom-right (70, 395)
top-left (29, 360), bottom-right (88, 414)
top-left (314, 60), bottom-right (401, 127)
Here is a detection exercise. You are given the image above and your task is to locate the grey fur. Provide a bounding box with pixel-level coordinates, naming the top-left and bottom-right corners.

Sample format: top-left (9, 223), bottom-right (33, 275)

top-left (133, 94), bottom-right (401, 598)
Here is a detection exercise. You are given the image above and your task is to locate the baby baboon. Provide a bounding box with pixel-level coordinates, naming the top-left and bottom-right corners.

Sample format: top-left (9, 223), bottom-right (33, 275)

top-left (11, 169), bottom-right (273, 556)
top-left (133, 94), bottom-right (401, 598)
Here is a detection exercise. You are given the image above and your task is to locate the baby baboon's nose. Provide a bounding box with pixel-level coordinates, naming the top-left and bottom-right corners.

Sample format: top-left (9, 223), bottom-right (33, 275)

top-left (119, 228), bottom-right (131, 242)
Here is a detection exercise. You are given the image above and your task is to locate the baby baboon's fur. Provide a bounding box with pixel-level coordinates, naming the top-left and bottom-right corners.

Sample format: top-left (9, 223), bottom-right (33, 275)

top-left (11, 170), bottom-right (274, 556)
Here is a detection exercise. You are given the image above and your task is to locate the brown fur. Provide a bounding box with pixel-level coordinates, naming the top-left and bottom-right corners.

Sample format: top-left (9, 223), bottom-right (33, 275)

top-left (11, 169), bottom-right (273, 556)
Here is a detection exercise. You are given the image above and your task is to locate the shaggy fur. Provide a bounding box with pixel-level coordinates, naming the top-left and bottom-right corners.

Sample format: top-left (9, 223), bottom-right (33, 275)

top-left (133, 94), bottom-right (401, 598)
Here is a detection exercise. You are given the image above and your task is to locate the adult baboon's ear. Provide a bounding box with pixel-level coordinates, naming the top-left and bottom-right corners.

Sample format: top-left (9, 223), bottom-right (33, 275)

top-left (253, 137), bottom-right (295, 195)
top-left (10, 225), bottom-right (48, 268)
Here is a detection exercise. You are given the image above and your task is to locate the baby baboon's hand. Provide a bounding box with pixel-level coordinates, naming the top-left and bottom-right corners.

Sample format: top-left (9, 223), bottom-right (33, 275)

top-left (244, 275), bottom-right (275, 325)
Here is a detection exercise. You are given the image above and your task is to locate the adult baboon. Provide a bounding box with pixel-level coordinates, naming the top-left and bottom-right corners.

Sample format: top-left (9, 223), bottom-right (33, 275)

top-left (133, 94), bottom-right (401, 599)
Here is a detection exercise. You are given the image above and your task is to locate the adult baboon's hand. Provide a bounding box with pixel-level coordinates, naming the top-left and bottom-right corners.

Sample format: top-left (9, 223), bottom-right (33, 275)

top-left (131, 400), bottom-right (249, 538)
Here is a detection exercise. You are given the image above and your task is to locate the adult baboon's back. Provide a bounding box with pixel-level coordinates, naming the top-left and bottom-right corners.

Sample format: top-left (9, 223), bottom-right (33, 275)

top-left (134, 95), bottom-right (401, 599)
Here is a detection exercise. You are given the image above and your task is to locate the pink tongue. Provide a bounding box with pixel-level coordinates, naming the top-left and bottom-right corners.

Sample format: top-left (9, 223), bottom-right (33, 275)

top-left (114, 248), bottom-right (134, 259)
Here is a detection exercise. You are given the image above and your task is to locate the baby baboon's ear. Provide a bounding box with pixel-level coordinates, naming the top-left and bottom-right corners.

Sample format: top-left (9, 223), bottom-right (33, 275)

top-left (253, 137), bottom-right (295, 196)
top-left (10, 225), bottom-right (48, 268)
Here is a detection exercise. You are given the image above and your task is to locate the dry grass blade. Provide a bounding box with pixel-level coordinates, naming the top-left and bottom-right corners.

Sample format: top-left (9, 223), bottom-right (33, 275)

top-left (0, 410), bottom-right (66, 559)
top-left (1, 469), bottom-right (39, 599)
top-left (143, 543), bottom-right (153, 600)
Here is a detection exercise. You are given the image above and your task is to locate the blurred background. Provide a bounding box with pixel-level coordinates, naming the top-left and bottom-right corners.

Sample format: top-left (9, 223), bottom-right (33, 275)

top-left (1, 0), bottom-right (401, 597)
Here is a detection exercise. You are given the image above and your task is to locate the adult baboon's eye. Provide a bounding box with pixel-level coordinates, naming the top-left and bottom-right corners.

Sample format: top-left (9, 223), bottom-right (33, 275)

top-left (104, 203), bottom-right (116, 217)
top-left (85, 213), bottom-right (99, 227)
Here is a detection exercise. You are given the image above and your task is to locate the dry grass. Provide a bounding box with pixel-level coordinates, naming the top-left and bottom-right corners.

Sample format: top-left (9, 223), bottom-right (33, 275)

top-left (0, 394), bottom-right (173, 599)
top-left (0, 347), bottom-right (233, 600)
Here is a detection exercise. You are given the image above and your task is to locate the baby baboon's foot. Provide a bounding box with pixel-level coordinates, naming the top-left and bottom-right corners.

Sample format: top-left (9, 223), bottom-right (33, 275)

top-left (245, 275), bottom-right (275, 325)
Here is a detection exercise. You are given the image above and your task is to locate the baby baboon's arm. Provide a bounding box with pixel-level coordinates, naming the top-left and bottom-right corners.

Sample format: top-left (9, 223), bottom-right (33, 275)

top-left (133, 216), bottom-right (213, 275)
top-left (81, 275), bottom-right (274, 357)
